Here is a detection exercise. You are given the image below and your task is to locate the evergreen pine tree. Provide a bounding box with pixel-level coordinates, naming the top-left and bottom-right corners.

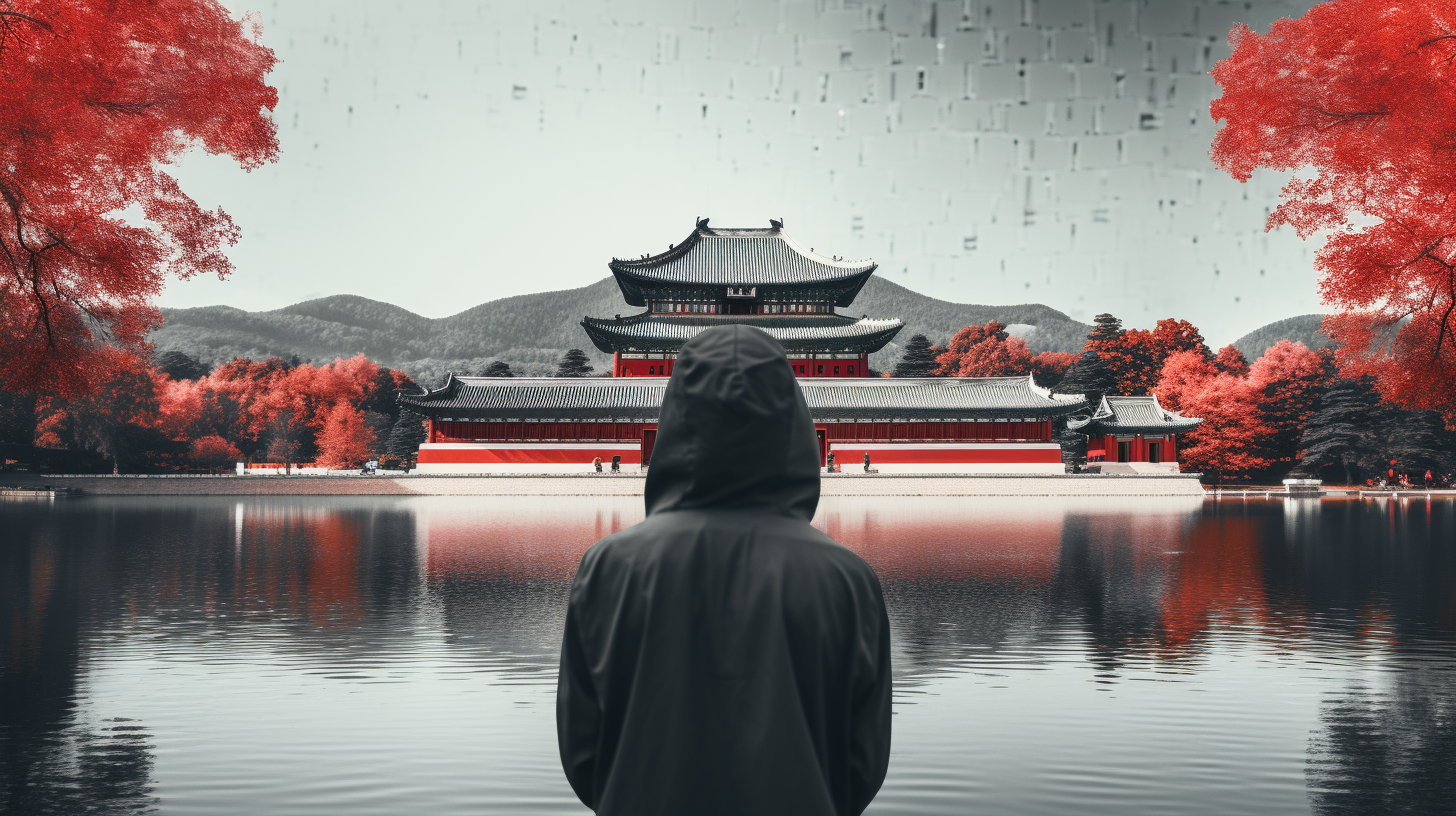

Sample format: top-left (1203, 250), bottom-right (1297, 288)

top-left (386, 410), bottom-right (428, 463)
top-left (1381, 406), bottom-right (1454, 479)
top-left (1057, 421), bottom-right (1089, 472)
top-left (892, 334), bottom-right (939, 377)
top-left (1086, 313), bottom-right (1124, 346)
top-left (1297, 377), bottom-right (1381, 484)
top-left (1257, 360), bottom-right (1334, 478)
top-left (480, 360), bottom-right (513, 377)
top-left (1055, 349), bottom-right (1118, 406)
top-left (555, 349), bottom-right (595, 377)
top-left (0, 388), bottom-right (37, 445)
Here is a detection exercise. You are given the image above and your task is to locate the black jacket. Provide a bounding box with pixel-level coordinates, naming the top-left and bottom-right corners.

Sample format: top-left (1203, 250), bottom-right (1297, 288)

top-left (557, 325), bottom-right (893, 816)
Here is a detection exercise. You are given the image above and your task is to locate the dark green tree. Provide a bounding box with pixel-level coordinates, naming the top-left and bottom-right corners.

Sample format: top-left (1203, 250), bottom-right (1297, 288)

top-left (1382, 407), bottom-right (1454, 480)
top-left (154, 350), bottom-right (210, 380)
top-left (1086, 313), bottom-right (1124, 346)
top-left (1297, 377), bottom-right (1382, 484)
top-left (1258, 353), bottom-right (1336, 478)
top-left (892, 334), bottom-right (939, 377)
top-left (0, 389), bottom-right (37, 445)
top-left (363, 368), bottom-right (414, 419)
top-left (1057, 421), bottom-right (1089, 472)
top-left (480, 360), bottom-right (514, 377)
top-left (555, 349), bottom-right (595, 378)
top-left (386, 411), bottom-right (428, 463)
top-left (1055, 349), bottom-right (1117, 406)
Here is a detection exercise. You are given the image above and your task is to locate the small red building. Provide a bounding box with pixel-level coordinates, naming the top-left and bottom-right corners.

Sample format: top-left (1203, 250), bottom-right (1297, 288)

top-left (1068, 395), bottom-right (1202, 473)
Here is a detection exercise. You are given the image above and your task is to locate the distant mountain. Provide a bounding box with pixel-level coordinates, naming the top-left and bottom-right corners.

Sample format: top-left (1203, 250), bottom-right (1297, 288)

top-left (151, 276), bottom-right (1092, 386)
top-left (1232, 314), bottom-right (1334, 361)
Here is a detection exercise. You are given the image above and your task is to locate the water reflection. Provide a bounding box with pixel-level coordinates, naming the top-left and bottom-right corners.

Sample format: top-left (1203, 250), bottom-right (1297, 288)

top-left (1, 495), bottom-right (1453, 815)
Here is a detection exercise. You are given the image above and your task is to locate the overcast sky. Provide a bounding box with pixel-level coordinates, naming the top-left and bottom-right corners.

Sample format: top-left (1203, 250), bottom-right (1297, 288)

top-left (163, 0), bottom-right (1321, 344)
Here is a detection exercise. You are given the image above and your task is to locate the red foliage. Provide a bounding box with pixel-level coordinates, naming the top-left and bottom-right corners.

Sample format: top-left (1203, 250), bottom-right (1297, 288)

top-left (1095, 318), bottom-right (1209, 395)
top-left (1156, 350), bottom-right (1220, 413)
top-left (1210, 1), bottom-right (1456, 415)
top-left (0, 1), bottom-right (278, 397)
top-left (934, 321), bottom-right (1033, 377)
top-left (1248, 341), bottom-right (1336, 470)
top-left (314, 403), bottom-right (376, 469)
top-left (1247, 340), bottom-right (1327, 391)
top-left (1156, 350), bottom-right (1271, 479)
top-left (31, 353), bottom-right (168, 470)
top-left (1214, 344), bottom-right (1250, 377)
top-left (188, 435), bottom-right (242, 469)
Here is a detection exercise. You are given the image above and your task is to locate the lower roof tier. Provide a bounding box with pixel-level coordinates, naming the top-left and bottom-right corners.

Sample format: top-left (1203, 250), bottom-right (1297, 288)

top-left (399, 374), bottom-right (1087, 422)
top-left (580, 312), bottom-right (904, 354)
top-left (1067, 395), bottom-right (1203, 436)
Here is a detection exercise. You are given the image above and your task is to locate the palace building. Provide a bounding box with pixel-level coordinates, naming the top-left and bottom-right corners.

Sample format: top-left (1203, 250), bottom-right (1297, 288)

top-left (400, 218), bottom-right (1199, 475)
top-left (585, 218), bottom-right (901, 377)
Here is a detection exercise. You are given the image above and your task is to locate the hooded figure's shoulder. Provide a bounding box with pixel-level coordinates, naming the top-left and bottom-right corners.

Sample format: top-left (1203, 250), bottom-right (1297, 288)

top-left (574, 509), bottom-right (881, 596)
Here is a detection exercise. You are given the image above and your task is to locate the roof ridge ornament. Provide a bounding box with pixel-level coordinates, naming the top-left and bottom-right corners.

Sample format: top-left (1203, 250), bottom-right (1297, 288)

top-left (770, 218), bottom-right (783, 229)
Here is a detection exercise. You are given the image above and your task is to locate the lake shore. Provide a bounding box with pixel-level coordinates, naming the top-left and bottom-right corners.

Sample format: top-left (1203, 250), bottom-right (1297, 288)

top-left (3, 472), bottom-right (1211, 497)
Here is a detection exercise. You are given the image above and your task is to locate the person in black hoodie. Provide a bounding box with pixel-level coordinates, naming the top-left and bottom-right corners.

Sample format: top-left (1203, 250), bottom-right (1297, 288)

top-left (557, 325), bottom-right (893, 816)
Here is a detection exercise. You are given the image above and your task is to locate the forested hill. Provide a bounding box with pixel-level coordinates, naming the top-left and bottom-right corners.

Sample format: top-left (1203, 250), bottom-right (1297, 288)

top-left (151, 277), bottom-right (1093, 384)
top-left (1232, 314), bottom-right (1334, 361)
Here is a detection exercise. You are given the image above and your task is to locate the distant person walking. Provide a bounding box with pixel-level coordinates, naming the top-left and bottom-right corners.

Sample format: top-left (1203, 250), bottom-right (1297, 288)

top-left (863, 452), bottom-right (871, 473)
top-left (826, 451), bottom-right (835, 472)
top-left (610, 455), bottom-right (621, 473)
top-left (1425, 469), bottom-right (1434, 488)
top-left (593, 456), bottom-right (602, 473)
top-left (557, 326), bottom-right (892, 816)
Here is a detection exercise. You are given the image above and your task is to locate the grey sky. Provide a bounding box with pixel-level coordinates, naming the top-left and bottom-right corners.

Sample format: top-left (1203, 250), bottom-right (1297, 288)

top-left (164, 0), bottom-right (1320, 345)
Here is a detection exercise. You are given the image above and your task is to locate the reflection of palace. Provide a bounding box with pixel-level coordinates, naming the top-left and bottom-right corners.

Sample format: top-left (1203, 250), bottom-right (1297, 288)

top-left (403, 218), bottom-right (1122, 474)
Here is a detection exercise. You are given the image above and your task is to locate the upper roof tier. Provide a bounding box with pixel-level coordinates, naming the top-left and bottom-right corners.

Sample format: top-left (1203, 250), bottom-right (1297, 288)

top-left (580, 313), bottom-right (904, 354)
top-left (609, 218), bottom-right (878, 307)
top-left (399, 374), bottom-right (1087, 422)
top-left (1067, 395), bottom-right (1204, 436)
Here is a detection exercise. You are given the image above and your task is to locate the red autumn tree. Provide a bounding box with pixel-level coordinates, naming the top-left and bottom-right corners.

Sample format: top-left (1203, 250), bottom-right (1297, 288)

top-left (1247, 340), bottom-right (1335, 472)
top-left (1109, 319), bottom-right (1210, 396)
top-left (1156, 350), bottom-right (1271, 481)
top-left (32, 354), bottom-right (174, 472)
top-left (0, 1), bottom-right (278, 397)
top-left (1080, 314), bottom-right (1209, 395)
top-left (1156, 350), bottom-right (1220, 413)
top-left (1210, 1), bottom-right (1456, 416)
top-left (1214, 344), bottom-right (1250, 377)
top-left (315, 403), bottom-right (376, 469)
top-left (934, 321), bottom-right (1034, 377)
top-left (188, 434), bottom-right (242, 471)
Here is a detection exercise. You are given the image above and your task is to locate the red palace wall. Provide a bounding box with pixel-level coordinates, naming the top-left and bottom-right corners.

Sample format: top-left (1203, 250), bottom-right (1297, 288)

top-left (614, 353), bottom-right (869, 378)
top-left (419, 418), bottom-right (1062, 473)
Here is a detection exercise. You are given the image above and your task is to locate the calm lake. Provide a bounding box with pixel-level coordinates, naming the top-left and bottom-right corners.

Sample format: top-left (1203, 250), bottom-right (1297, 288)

top-left (2, 495), bottom-right (1454, 815)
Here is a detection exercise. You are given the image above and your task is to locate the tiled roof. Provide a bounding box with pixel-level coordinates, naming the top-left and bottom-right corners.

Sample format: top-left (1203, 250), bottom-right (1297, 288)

top-left (1067, 395), bottom-right (1203, 435)
top-left (609, 219), bottom-right (877, 306)
top-left (399, 374), bottom-right (1087, 421)
top-left (580, 313), bottom-right (904, 354)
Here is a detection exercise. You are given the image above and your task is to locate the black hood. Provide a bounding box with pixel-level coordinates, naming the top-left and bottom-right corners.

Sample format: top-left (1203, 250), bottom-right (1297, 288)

top-left (644, 325), bottom-right (820, 520)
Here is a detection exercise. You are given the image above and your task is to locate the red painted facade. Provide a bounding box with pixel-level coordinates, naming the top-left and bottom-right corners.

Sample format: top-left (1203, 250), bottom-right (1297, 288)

top-left (428, 418), bottom-right (1055, 468)
top-left (1086, 434), bottom-right (1178, 464)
